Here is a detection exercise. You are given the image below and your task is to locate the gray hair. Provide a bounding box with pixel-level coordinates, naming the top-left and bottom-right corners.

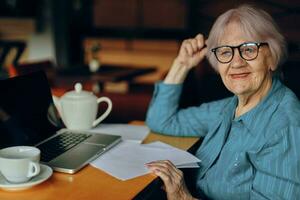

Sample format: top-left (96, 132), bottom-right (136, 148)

top-left (206, 4), bottom-right (287, 72)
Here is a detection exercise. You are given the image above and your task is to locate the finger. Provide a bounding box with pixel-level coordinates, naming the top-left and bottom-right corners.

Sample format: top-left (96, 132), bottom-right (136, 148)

top-left (147, 165), bottom-right (185, 194)
top-left (150, 167), bottom-right (173, 186)
top-left (146, 160), bottom-right (177, 169)
top-left (148, 166), bottom-right (175, 181)
top-left (147, 163), bottom-right (174, 176)
top-left (161, 161), bottom-right (184, 184)
top-left (146, 160), bottom-right (176, 169)
top-left (161, 160), bottom-right (180, 173)
top-left (190, 39), bottom-right (198, 52)
top-left (195, 34), bottom-right (205, 49)
top-left (146, 162), bottom-right (173, 177)
top-left (150, 164), bottom-right (184, 184)
top-left (146, 160), bottom-right (182, 180)
top-left (195, 46), bottom-right (208, 60)
top-left (184, 42), bottom-right (194, 56)
top-left (182, 39), bottom-right (196, 56)
top-left (178, 40), bottom-right (189, 57)
top-left (147, 164), bottom-right (170, 178)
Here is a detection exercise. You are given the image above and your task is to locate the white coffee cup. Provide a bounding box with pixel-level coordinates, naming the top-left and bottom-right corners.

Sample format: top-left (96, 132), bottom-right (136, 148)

top-left (0, 146), bottom-right (41, 183)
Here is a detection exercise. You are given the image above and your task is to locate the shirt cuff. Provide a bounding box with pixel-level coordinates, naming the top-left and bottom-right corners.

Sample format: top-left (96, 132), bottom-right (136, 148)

top-left (153, 81), bottom-right (183, 102)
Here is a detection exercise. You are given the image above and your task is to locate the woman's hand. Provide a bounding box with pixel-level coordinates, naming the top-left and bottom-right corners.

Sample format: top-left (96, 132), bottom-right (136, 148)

top-left (176, 34), bottom-right (207, 70)
top-left (164, 34), bottom-right (207, 84)
top-left (146, 160), bottom-right (198, 200)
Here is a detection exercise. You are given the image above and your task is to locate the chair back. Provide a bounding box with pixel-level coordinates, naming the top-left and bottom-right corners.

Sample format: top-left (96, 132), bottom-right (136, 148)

top-left (0, 40), bottom-right (26, 79)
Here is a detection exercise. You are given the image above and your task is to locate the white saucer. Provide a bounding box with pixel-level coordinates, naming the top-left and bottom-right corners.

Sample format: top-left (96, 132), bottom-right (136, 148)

top-left (0, 164), bottom-right (53, 191)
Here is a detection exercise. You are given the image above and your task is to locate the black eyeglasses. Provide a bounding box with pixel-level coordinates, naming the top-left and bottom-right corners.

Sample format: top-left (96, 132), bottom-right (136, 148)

top-left (211, 42), bottom-right (268, 64)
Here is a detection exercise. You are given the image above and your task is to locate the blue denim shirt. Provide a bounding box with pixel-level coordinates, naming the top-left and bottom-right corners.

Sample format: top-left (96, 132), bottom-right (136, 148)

top-left (146, 78), bottom-right (300, 199)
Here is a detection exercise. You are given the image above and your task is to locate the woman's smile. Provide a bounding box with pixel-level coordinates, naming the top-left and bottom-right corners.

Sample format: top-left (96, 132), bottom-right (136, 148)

top-left (229, 72), bottom-right (251, 79)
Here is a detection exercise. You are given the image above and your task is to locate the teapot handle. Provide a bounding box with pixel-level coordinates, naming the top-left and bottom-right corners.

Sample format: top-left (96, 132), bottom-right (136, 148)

top-left (92, 97), bottom-right (113, 127)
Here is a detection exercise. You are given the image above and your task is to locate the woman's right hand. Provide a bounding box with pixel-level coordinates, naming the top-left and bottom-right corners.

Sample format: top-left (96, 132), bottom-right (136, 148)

top-left (146, 160), bottom-right (198, 200)
top-left (176, 34), bottom-right (207, 70)
top-left (164, 34), bottom-right (207, 84)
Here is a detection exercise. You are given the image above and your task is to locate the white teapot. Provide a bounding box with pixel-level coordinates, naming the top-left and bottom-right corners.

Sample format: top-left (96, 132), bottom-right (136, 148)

top-left (52, 83), bottom-right (112, 130)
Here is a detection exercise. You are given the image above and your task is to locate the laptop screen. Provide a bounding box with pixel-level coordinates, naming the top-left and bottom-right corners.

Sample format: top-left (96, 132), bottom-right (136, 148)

top-left (0, 71), bottom-right (59, 148)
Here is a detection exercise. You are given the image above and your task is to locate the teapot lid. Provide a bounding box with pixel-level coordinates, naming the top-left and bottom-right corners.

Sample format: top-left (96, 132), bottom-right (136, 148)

top-left (63, 83), bottom-right (94, 99)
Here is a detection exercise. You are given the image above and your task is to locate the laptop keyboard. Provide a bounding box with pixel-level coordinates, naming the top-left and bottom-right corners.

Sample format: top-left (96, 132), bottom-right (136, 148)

top-left (37, 131), bottom-right (91, 162)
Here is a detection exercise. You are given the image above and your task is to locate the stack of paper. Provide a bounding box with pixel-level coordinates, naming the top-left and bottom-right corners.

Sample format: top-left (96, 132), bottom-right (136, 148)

top-left (144, 141), bottom-right (200, 168)
top-left (90, 141), bottom-right (200, 180)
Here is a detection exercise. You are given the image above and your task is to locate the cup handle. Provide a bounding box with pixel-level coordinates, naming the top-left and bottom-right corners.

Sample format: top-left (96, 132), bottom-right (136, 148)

top-left (27, 162), bottom-right (40, 178)
top-left (92, 97), bottom-right (113, 127)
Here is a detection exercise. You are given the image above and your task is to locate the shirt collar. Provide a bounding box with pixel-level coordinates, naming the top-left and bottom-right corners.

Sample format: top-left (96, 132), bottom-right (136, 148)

top-left (221, 77), bottom-right (285, 135)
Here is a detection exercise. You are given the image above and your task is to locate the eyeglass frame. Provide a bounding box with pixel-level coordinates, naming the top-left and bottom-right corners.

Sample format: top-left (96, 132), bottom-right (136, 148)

top-left (211, 42), bottom-right (268, 64)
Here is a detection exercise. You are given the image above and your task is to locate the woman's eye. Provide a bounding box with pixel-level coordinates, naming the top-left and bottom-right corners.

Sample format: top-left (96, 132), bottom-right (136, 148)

top-left (221, 50), bottom-right (232, 56)
top-left (244, 47), bottom-right (255, 53)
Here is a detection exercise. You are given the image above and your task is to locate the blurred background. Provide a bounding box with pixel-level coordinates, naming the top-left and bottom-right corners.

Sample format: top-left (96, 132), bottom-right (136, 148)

top-left (0, 0), bottom-right (299, 123)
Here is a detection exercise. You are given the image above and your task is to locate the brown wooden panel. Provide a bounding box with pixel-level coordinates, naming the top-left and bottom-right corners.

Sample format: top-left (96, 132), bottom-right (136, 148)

top-left (142, 0), bottom-right (187, 29)
top-left (93, 0), bottom-right (138, 28)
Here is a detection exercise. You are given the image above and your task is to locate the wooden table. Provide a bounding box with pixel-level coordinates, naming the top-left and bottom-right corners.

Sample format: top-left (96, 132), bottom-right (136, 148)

top-left (0, 122), bottom-right (199, 200)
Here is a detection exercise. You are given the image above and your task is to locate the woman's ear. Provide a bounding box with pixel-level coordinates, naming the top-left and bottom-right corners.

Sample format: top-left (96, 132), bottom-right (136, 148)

top-left (269, 65), bottom-right (276, 72)
top-left (266, 53), bottom-right (276, 71)
top-left (269, 63), bottom-right (276, 72)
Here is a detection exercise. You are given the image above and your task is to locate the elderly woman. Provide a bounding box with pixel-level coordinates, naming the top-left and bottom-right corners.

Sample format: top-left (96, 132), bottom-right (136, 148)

top-left (145, 4), bottom-right (300, 200)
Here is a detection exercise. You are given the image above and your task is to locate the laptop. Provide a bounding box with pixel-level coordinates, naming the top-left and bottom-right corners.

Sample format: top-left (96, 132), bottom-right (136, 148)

top-left (0, 71), bottom-right (121, 174)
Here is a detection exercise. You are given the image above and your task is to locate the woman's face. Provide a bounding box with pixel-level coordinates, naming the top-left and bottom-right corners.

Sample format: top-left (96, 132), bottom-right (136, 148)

top-left (216, 22), bottom-right (274, 97)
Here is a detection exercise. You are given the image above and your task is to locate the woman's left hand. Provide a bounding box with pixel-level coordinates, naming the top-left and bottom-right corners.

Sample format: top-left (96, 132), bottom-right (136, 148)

top-left (146, 160), bottom-right (197, 200)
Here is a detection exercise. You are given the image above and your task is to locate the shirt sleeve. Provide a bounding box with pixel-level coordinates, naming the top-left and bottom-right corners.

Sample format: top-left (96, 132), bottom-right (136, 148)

top-left (146, 82), bottom-right (225, 137)
top-left (248, 126), bottom-right (300, 199)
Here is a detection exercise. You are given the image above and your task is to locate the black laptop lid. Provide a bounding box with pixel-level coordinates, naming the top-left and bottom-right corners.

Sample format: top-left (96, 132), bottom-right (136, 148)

top-left (0, 71), bottom-right (59, 148)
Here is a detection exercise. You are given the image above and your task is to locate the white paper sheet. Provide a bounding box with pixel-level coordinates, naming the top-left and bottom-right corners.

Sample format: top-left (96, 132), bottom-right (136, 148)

top-left (90, 141), bottom-right (200, 180)
top-left (90, 124), bottom-right (150, 143)
top-left (144, 141), bottom-right (199, 168)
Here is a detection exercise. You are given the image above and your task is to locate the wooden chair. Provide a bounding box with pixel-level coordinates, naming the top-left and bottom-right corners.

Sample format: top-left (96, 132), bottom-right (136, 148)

top-left (0, 40), bottom-right (26, 79)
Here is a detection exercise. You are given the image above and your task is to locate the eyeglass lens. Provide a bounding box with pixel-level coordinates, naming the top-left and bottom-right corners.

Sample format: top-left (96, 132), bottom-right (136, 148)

top-left (215, 43), bottom-right (259, 63)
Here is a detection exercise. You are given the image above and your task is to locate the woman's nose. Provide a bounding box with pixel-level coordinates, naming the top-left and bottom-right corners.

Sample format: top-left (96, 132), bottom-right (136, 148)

top-left (230, 49), bottom-right (246, 68)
